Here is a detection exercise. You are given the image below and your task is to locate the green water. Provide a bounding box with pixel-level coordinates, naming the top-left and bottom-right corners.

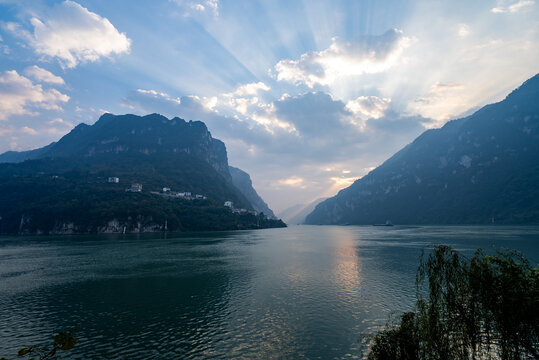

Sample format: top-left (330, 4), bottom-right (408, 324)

top-left (1, 225), bottom-right (538, 359)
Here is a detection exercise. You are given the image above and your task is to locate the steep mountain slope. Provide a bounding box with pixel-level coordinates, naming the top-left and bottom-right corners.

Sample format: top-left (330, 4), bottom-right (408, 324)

top-left (1, 113), bottom-right (232, 180)
top-left (229, 166), bottom-right (276, 218)
top-left (306, 74), bottom-right (539, 225)
top-left (0, 113), bottom-right (285, 234)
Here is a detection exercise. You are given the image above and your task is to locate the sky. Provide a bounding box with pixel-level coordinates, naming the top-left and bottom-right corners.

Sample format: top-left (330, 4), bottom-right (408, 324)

top-left (0, 0), bottom-right (538, 213)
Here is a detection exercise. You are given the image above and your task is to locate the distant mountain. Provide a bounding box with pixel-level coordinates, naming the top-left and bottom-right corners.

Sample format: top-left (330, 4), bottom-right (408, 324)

top-left (279, 198), bottom-right (327, 225)
top-left (306, 74), bottom-right (539, 225)
top-left (229, 166), bottom-right (276, 218)
top-left (0, 142), bottom-right (56, 163)
top-left (0, 113), bottom-right (285, 234)
top-left (277, 203), bottom-right (305, 223)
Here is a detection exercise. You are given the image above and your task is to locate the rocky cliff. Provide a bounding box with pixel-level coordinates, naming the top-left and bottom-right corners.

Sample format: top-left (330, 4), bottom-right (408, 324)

top-left (229, 166), bottom-right (276, 218)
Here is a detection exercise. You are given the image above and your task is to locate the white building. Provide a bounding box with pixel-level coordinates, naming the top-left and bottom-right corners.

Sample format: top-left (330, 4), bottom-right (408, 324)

top-left (224, 201), bottom-right (233, 208)
top-left (108, 177), bottom-right (119, 183)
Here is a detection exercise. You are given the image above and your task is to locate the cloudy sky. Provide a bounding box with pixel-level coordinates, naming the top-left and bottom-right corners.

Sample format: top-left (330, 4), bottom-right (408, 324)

top-left (0, 0), bottom-right (538, 213)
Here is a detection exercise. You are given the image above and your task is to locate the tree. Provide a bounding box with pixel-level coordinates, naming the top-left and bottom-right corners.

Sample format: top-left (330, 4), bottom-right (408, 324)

top-left (369, 246), bottom-right (539, 360)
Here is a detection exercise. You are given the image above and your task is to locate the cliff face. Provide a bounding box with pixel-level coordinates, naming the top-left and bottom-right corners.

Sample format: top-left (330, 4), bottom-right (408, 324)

top-left (229, 166), bottom-right (276, 218)
top-left (306, 74), bottom-right (539, 225)
top-left (0, 113), bottom-right (232, 181)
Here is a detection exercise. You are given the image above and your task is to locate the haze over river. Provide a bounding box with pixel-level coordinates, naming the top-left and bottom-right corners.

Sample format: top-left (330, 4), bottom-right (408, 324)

top-left (1, 225), bottom-right (538, 359)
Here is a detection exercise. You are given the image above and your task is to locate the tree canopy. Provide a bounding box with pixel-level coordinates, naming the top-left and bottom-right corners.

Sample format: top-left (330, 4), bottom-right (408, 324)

top-left (369, 245), bottom-right (539, 360)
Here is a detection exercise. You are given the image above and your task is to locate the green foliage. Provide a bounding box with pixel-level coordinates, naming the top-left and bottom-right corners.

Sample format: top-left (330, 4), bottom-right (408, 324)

top-left (369, 246), bottom-right (539, 360)
top-left (0, 153), bottom-right (285, 234)
top-left (368, 312), bottom-right (420, 360)
top-left (0, 330), bottom-right (76, 360)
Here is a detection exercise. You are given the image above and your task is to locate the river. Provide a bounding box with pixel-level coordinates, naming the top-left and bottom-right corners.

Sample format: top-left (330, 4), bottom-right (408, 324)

top-left (1, 225), bottom-right (538, 359)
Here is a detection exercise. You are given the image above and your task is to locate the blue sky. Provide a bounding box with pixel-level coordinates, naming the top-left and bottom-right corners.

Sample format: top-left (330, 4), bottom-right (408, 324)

top-left (0, 0), bottom-right (538, 212)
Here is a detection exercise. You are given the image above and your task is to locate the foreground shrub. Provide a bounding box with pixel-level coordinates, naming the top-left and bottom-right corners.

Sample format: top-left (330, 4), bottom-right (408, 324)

top-left (369, 246), bottom-right (539, 360)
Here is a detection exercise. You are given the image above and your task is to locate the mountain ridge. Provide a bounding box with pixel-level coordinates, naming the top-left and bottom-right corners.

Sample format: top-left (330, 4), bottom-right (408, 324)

top-left (306, 73), bottom-right (539, 225)
top-left (229, 166), bottom-right (276, 218)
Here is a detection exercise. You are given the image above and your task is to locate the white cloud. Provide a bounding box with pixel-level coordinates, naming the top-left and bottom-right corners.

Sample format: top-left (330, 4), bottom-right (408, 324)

top-left (122, 89), bottom-right (188, 118)
top-left (126, 82), bottom-right (271, 120)
top-left (491, 0), bottom-right (535, 13)
top-left (0, 70), bottom-right (69, 121)
top-left (329, 176), bottom-right (357, 187)
top-left (24, 65), bottom-right (65, 85)
top-left (274, 29), bottom-right (411, 88)
top-left (171, 0), bottom-right (219, 17)
top-left (6, 0), bottom-right (131, 68)
top-left (276, 176), bottom-right (307, 189)
top-left (20, 126), bottom-right (38, 135)
top-left (458, 24), bottom-right (470, 37)
top-left (409, 82), bottom-right (468, 123)
top-left (219, 82), bottom-right (271, 115)
top-left (0, 34), bottom-right (10, 54)
top-left (232, 82), bottom-right (270, 96)
top-left (345, 96), bottom-right (391, 120)
top-left (46, 117), bottom-right (74, 134)
top-left (135, 89), bottom-right (181, 105)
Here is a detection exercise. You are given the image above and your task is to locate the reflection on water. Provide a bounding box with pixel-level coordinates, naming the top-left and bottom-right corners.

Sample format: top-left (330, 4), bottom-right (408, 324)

top-left (332, 227), bottom-right (362, 301)
top-left (0, 225), bottom-right (538, 359)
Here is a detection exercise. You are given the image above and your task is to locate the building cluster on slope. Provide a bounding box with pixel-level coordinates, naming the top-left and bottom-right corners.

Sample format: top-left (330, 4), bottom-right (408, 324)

top-left (112, 178), bottom-right (257, 214)
top-left (127, 183), bottom-right (143, 192)
top-left (109, 177), bottom-right (205, 199)
top-left (151, 187), bottom-right (207, 200)
top-left (224, 201), bottom-right (257, 215)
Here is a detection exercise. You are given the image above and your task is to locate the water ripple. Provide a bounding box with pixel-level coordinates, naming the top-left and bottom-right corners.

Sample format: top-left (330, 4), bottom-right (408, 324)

top-left (1, 225), bottom-right (538, 359)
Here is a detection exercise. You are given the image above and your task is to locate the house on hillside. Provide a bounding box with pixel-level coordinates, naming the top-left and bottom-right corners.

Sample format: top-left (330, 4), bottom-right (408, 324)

top-left (128, 183), bottom-right (142, 192)
top-left (108, 177), bottom-right (119, 183)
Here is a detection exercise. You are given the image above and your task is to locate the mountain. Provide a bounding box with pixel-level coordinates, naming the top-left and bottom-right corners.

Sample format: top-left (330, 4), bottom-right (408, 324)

top-left (306, 74), bottom-right (539, 225)
top-left (1, 113), bottom-right (232, 179)
top-left (278, 198), bottom-right (327, 225)
top-left (277, 203), bottom-right (305, 223)
top-left (229, 166), bottom-right (276, 218)
top-left (0, 142), bottom-right (56, 163)
top-left (0, 113), bottom-right (285, 234)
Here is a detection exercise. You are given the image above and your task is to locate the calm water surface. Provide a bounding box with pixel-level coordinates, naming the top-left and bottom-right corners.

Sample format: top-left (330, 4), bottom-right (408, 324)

top-left (1, 225), bottom-right (538, 359)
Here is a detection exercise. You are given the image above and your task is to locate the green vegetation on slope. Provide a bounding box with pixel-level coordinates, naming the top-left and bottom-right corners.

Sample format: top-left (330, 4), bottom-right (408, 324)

top-left (0, 153), bottom-right (285, 234)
